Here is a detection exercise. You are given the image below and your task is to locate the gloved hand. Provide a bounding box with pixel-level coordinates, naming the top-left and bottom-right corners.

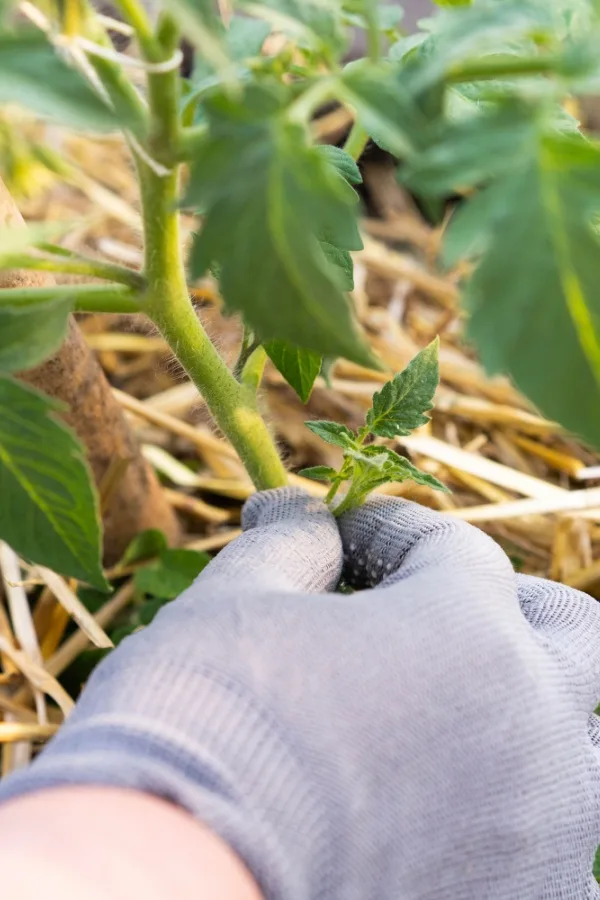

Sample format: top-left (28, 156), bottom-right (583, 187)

top-left (1, 488), bottom-right (599, 900)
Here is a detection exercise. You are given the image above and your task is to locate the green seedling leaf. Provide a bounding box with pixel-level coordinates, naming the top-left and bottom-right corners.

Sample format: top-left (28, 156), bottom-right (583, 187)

top-left (317, 145), bottom-right (363, 186)
top-left (0, 32), bottom-right (118, 131)
top-left (134, 548), bottom-right (210, 599)
top-left (0, 376), bottom-right (106, 588)
top-left (366, 338), bottom-right (439, 438)
top-left (119, 529), bottom-right (168, 566)
top-left (298, 465), bottom-right (338, 482)
top-left (336, 445), bottom-right (448, 511)
top-left (305, 420), bottom-right (357, 448)
top-left (594, 844), bottom-right (600, 883)
top-left (0, 297), bottom-right (71, 373)
top-left (187, 84), bottom-right (374, 366)
top-left (375, 446), bottom-right (449, 492)
top-left (265, 340), bottom-right (322, 402)
top-left (302, 343), bottom-right (446, 512)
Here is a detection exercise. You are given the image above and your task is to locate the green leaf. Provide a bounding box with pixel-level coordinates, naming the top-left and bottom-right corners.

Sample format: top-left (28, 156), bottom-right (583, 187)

top-left (594, 844), bottom-right (600, 882)
top-left (187, 14), bottom-right (271, 99)
top-left (317, 145), bottom-right (363, 185)
top-left (401, 104), bottom-right (537, 197)
top-left (119, 529), bottom-right (168, 566)
top-left (166, 0), bottom-right (232, 74)
top-left (441, 182), bottom-right (510, 269)
top-left (187, 85), bottom-right (374, 366)
top-left (0, 32), bottom-right (118, 131)
top-left (375, 446), bottom-right (449, 492)
top-left (227, 14), bottom-right (273, 57)
top-left (340, 61), bottom-right (422, 155)
top-left (456, 129), bottom-right (600, 450)
top-left (138, 596), bottom-right (171, 626)
top-left (239, 0), bottom-right (346, 55)
top-left (298, 465), bottom-right (338, 482)
top-left (320, 243), bottom-right (355, 291)
top-left (335, 443), bottom-right (448, 513)
top-left (342, 1), bottom-right (404, 34)
top-left (433, 0), bottom-right (472, 6)
top-left (0, 297), bottom-right (71, 373)
top-left (134, 548), bottom-right (210, 599)
top-left (0, 221), bottom-right (71, 257)
top-left (0, 376), bottom-right (106, 588)
top-left (366, 339), bottom-right (440, 438)
top-left (265, 340), bottom-right (322, 402)
top-left (403, 1), bottom-right (556, 93)
top-left (305, 420), bottom-right (357, 448)
top-left (336, 445), bottom-right (396, 507)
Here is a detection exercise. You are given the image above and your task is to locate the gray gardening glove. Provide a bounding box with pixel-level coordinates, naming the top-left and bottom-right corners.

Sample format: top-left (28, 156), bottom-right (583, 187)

top-left (1, 488), bottom-right (600, 900)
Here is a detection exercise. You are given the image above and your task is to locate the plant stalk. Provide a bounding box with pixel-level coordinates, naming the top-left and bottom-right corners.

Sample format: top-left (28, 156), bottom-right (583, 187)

top-left (0, 254), bottom-right (144, 289)
top-left (0, 283), bottom-right (141, 312)
top-left (140, 165), bottom-right (287, 489)
top-left (447, 55), bottom-right (559, 83)
top-left (130, 15), bottom-right (287, 490)
top-left (343, 121), bottom-right (369, 162)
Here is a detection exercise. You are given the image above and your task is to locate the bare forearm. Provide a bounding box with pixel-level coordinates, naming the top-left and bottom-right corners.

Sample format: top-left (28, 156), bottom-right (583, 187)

top-left (0, 787), bottom-right (263, 900)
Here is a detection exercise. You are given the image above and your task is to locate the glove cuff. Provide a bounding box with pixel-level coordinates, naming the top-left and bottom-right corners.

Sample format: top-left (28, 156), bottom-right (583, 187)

top-left (0, 656), bottom-right (332, 900)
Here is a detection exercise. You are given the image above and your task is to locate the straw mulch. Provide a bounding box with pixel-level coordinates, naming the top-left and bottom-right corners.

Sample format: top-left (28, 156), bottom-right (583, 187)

top-left (2, 110), bottom-right (600, 768)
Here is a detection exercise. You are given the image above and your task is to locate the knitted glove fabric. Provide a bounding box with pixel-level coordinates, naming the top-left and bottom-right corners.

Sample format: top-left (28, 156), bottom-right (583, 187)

top-left (1, 489), bottom-right (599, 900)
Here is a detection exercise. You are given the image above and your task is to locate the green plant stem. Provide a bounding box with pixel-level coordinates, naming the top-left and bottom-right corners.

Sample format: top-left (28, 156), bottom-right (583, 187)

top-left (331, 490), bottom-right (356, 517)
top-left (364, 8), bottom-right (380, 63)
top-left (288, 78), bottom-right (337, 124)
top-left (241, 346), bottom-right (268, 394)
top-left (233, 327), bottom-right (257, 379)
top-left (447, 55), bottom-right (559, 84)
top-left (63, 0), bottom-right (83, 36)
top-left (140, 165), bottom-right (287, 488)
top-left (90, 55), bottom-right (149, 127)
top-left (111, 0), bottom-right (159, 57)
top-left (0, 284), bottom-right (141, 312)
top-left (0, 254), bottom-right (145, 290)
top-left (324, 479), bottom-right (343, 504)
top-left (343, 121), bottom-right (369, 162)
top-left (132, 16), bottom-right (286, 490)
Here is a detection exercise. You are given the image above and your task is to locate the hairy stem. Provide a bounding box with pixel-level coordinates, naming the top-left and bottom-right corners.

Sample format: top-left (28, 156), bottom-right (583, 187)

top-left (137, 49), bottom-right (287, 490)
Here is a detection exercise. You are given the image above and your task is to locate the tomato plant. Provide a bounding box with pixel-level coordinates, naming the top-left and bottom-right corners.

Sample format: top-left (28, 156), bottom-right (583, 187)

top-left (0, 0), bottom-right (599, 586)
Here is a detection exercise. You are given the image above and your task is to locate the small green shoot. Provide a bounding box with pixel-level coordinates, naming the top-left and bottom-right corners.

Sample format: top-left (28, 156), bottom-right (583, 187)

top-left (301, 339), bottom-right (448, 515)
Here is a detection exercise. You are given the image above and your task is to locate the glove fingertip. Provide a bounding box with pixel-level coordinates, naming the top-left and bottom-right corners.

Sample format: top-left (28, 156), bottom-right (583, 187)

top-left (242, 487), bottom-right (334, 532)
